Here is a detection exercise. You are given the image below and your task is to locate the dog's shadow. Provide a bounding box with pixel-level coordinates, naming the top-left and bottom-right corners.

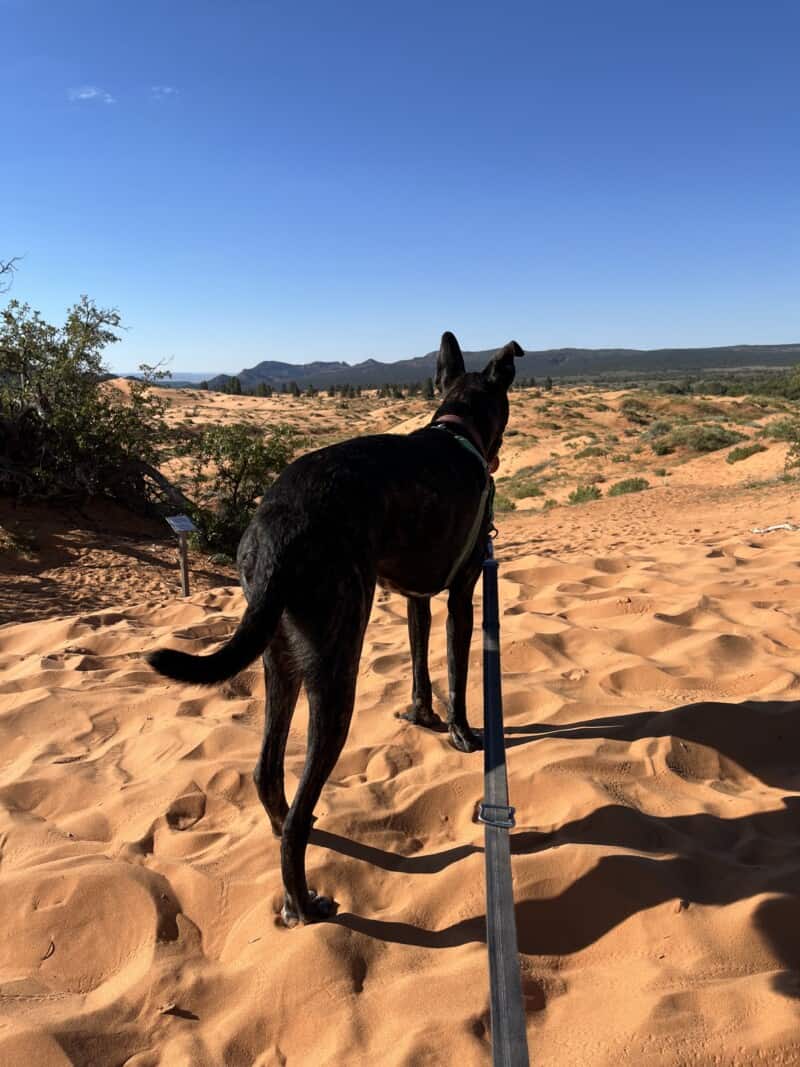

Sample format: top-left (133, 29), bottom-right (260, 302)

top-left (319, 698), bottom-right (800, 996)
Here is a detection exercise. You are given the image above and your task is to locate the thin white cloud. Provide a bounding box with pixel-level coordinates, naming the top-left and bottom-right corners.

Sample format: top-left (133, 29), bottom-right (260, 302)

top-left (150, 85), bottom-right (179, 100)
top-left (68, 85), bottom-right (116, 105)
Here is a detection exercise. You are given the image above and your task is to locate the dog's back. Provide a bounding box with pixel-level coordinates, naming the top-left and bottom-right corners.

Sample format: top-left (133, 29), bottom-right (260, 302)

top-left (239, 427), bottom-right (489, 597)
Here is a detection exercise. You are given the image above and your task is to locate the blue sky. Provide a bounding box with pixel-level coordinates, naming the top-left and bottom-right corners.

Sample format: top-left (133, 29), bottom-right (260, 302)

top-left (3, 1), bottom-right (798, 374)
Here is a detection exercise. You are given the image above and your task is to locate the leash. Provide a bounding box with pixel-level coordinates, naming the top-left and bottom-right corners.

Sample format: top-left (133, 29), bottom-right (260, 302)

top-left (480, 538), bottom-right (530, 1066)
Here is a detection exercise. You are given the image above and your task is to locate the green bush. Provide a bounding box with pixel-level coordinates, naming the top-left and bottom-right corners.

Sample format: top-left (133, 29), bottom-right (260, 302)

top-left (645, 419), bottom-right (674, 439)
top-left (493, 492), bottom-right (517, 513)
top-left (187, 423), bottom-right (301, 554)
top-left (0, 297), bottom-right (169, 506)
top-left (620, 396), bottom-right (651, 424)
top-left (760, 417), bottom-right (800, 442)
top-left (655, 424), bottom-right (747, 455)
top-left (726, 443), bottom-right (767, 464)
top-left (652, 440), bottom-right (675, 456)
top-left (506, 477), bottom-right (543, 499)
top-left (575, 444), bottom-right (609, 459)
top-left (609, 477), bottom-right (650, 496)
top-left (568, 484), bottom-right (602, 505)
top-left (676, 425), bottom-right (747, 452)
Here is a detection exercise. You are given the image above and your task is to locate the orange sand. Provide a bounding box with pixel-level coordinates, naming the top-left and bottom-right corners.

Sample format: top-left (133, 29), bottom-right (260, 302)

top-left (2, 387), bottom-right (800, 1065)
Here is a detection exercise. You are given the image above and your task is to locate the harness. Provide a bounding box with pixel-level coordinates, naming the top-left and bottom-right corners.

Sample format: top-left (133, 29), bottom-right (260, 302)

top-left (432, 423), bottom-right (496, 589)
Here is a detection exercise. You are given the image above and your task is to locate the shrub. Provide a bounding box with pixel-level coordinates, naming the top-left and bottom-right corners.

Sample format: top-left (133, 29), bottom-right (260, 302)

top-left (645, 419), bottom-right (673, 439)
top-left (654, 424), bottom-right (746, 455)
top-left (652, 440), bottom-right (675, 456)
top-left (674, 425), bottom-right (747, 452)
top-left (575, 444), bottom-right (609, 459)
top-left (543, 498), bottom-right (558, 509)
top-left (0, 297), bottom-right (170, 507)
top-left (760, 417), bottom-right (800, 442)
top-left (514, 462), bottom-right (549, 477)
top-left (726, 443), bottom-right (767, 464)
top-left (620, 396), bottom-right (651, 424)
top-left (507, 477), bottom-right (543, 499)
top-left (609, 477), bottom-right (650, 496)
top-left (568, 484), bottom-right (602, 505)
top-left (187, 422), bottom-right (301, 554)
top-left (493, 493), bottom-right (517, 513)
top-left (653, 467), bottom-right (668, 477)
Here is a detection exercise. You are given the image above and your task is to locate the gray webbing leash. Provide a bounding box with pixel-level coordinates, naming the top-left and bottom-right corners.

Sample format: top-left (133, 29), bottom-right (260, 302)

top-left (479, 538), bottom-right (530, 1066)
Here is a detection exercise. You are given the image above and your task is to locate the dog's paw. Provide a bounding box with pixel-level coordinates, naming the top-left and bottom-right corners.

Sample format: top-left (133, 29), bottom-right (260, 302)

top-left (397, 707), bottom-right (446, 731)
top-left (280, 890), bottom-right (337, 927)
top-left (448, 724), bottom-right (483, 753)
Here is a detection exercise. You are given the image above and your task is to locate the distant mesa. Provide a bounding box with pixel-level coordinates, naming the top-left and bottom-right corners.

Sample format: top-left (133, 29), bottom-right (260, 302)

top-left (163, 342), bottom-right (800, 392)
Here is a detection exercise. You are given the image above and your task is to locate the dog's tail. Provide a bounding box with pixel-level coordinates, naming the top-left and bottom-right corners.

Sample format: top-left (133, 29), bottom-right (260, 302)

top-left (147, 568), bottom-right (285, 686)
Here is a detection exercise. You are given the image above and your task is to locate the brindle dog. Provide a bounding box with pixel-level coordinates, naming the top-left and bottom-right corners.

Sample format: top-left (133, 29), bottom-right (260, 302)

top-left (148, 332), bottom-right (521, 925)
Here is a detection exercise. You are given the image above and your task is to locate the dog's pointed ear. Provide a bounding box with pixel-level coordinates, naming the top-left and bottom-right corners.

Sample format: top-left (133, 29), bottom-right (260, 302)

top-left (434, 331), bottom-right (466, 394)
top-left (483, 341), bottom-right (523, 390)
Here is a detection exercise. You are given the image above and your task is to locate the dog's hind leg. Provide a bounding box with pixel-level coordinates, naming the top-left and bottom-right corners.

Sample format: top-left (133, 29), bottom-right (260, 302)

top-left (253, 622), bottom-right (301, 838)
top-left (280, 574), bottom-right (374, 926)
top-left (398, 597), bottom-right (445, 730)
top-left (280, 665), bottom-right (359, 925)
top-left (446, 578), bottom-right (483, 753)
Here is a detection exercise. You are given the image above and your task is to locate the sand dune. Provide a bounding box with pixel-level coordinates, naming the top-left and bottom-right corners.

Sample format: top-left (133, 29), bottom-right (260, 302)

top-left (3, 387), bottom-right (800, 1064)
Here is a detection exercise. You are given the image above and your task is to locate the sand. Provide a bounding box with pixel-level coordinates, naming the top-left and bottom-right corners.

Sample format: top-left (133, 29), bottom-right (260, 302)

top-left (2, 386), bottom-right (800, 1065)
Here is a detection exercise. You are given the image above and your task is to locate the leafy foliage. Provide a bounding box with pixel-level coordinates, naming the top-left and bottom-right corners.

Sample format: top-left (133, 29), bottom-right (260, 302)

top-left (726, 443), bottom-right (767, 464)
top-left (669, 424), bottom-right (747, 453)
top-left (186, 422), bottom-right (301, 555)
top-left (608, 477), bottom-right (650, 496)
top-left (0, 297), bottom-right (169, 504)
top-left (568, 484), bottom-right (602, 505)
top-left (492, 492), bottom-right (517, 513)
top-left (505, 476), bottom-right (543, 499)
top-left (758, 417), bottom-right (800, 442)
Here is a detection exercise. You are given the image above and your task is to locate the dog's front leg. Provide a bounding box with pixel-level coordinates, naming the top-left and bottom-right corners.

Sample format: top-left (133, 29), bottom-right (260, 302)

top-left (399, 597), bottom-right (445, 730)
top-left (446, 580), bottom-right (482, 753)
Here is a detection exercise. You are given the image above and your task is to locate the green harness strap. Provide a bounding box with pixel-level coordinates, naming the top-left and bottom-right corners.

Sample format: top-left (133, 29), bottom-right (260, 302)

top-left (433, 425), bottom-right (495, 590)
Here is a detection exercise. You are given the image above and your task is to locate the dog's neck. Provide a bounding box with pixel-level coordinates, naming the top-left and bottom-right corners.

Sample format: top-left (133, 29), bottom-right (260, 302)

top-left (431, 413), bottom-right (486, 460)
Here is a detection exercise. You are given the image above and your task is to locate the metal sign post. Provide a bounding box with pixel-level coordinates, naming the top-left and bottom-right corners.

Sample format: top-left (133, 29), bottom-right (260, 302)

top-left (165, 515), bottom-right (198, 598)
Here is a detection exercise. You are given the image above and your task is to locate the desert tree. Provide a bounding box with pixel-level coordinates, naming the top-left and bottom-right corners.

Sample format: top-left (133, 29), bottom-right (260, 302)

top-left (0, 295), bottom-right (190, 511)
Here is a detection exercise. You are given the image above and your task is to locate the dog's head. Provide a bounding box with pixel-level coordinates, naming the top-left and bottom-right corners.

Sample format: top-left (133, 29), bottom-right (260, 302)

top-left (433, 331), bottom-right (523, 463)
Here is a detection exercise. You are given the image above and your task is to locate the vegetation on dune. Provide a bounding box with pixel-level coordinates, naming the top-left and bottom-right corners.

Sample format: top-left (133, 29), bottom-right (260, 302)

top-left (568, 484), bottom-right (602, 505)
top-left (0, 297), bottom-right (173, 507)
top-left (182, 422), bottom-right (301, 555)
top-left (574, 443), bottom-right (609, 459)
top-left (5, 269), bottom-right (800, 561)
top-left (667, 424), bottom-right (748, 453)
top-left (758, 417), bottom-right (800, 442)
top-left (620, 396), bottom-right (652, 424)
top-left (0, 294), bottom-right (302, 555)
top-left (726, 443), bottom-right (767, 464)
top-left (504, 476), bottom-right (543, 499)
top-left (609, 477), bottom-right (650, 496)
top-left (493, 492), bottom-right (517, 513)
top-left (647, 423), bottom-right (747, 455)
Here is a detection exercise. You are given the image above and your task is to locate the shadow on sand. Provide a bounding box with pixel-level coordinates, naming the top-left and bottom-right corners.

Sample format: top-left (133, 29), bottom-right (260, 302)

top-left (321, 698), bottom-right (800, 995)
